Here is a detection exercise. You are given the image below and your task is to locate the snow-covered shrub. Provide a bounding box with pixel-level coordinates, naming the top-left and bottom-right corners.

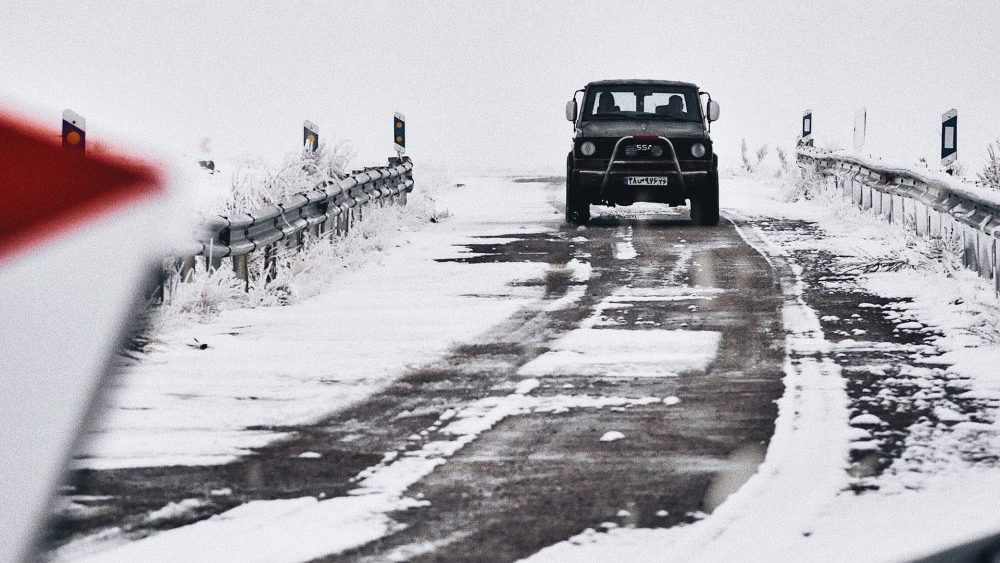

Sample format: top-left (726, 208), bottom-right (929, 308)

top-left (736, 138), bottom-right (773, 175)
top-left (774, 146), bottom-right (803, 180)
top-left (913, 231), bottom-right (965, 275)
top-left (838, 227), bottom-right (963, 276)
top-left (979, 139), bottom-right (1000, 190)
top-left (217, 141), bottom-right (354, 215)
top-left (780, 159), bottom-right (825, 202)
top-left (739, 139), bottom-right (751, 173)
top-left (776, 147), bottom-right (788, 169)
top-left (755, 145), bottom-right (769, 168)
top-left (160, 261), bottom-right (246, 322)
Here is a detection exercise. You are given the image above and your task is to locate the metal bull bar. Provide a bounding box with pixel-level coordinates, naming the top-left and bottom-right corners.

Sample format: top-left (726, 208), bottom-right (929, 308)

top-left (580, 135), bottom-right (704, 199)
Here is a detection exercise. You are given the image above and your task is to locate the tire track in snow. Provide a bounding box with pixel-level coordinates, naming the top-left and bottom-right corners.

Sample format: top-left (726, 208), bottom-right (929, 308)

top-left (525, 214), bottom-right (849, 562)
top-left (339, 209), bottom-right (786, 563)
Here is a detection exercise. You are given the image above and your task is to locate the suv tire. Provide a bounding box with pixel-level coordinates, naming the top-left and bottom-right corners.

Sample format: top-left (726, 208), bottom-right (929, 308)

top-left (690, 172), bottom-right (720, 226)
top-left (565, 166), bottom-right (590, 225)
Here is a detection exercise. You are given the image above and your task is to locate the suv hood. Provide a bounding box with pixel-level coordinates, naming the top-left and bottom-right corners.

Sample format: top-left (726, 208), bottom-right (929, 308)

top-left (578, 120), bottom-right (708, 140)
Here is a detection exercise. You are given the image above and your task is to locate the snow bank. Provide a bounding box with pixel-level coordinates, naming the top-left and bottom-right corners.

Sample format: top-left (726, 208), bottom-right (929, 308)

top-left (76, 177), bottom-right (561, 469)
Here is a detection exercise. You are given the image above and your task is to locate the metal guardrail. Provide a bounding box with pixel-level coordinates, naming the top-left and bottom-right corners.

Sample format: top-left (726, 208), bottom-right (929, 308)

top-left (797, 146), bottom-right (1000, 292)
top-left (167, 156), bottom-right (414, 290)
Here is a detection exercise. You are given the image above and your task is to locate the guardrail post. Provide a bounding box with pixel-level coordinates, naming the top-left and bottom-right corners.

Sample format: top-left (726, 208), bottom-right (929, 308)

top-left (978, 231), bottom-right (990, 279)
top-left (961, 228), bottom-right (970, 268)
top-left (263, 244), bottom-right (277, 285)
top-left (990, 239), bottom-right (1000, 294)
top-left (179, 256), bottom-right (196, 282)
top-left (232, 254), bottom-right (249, 292)
top-left (150, 267), bottom-right (167, 305)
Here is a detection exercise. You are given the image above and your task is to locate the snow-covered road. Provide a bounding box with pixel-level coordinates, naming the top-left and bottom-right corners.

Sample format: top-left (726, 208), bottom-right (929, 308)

top-left (47, 173), bottom-right (1000, 563)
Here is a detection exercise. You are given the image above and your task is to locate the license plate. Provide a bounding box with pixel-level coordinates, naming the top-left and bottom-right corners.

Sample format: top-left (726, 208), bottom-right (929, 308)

top-left (625, 176), bottom-right (669, 186)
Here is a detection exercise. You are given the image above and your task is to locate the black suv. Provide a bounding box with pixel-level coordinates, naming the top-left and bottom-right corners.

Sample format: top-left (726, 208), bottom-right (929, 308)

top-left (565, 79), bottom-right (721, 225)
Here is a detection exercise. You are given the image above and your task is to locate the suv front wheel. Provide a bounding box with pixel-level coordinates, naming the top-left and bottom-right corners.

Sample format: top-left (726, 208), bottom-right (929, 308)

top-left (565, 165), bottom-right (590, 225)
top-left (690, 172), bottom-right (720, 226)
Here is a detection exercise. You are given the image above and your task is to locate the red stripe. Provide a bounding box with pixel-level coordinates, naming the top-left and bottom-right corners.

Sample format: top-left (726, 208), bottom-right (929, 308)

top-left (0, 114), bottom-right (164, 262)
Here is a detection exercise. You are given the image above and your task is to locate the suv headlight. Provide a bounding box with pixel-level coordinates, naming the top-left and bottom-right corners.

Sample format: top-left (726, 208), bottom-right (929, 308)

top-left (691, 143), bottom-right (707, 158)
top-left (580, 141), bottom-right (596, 156)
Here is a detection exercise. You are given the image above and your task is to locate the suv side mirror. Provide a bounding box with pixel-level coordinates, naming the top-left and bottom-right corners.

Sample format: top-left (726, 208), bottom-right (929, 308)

top-left (565, 99), bottom-right (578, 122)
top-left (707, 100), bottom-right (720, 122)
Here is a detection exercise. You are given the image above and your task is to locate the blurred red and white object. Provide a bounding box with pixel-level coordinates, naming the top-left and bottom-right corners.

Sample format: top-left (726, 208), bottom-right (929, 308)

top-left (0, 112), bottom-right (173, 562)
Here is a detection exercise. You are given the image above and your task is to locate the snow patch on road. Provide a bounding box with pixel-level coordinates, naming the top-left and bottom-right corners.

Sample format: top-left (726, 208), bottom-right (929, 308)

top-left (614, 227), bottom-right (637, 260)
top-left (603, 285), bottom-right (725, 303)
top-left (143, 498), bottom-right (208, 525)
top-left (543, 285), bottom-right (587, 312)
top-left (518, 329), bottom-right (722, 378)
top-left (64, 385), bottom-right (673, 562)
top-left (565, 258), bottom-right (593, 283)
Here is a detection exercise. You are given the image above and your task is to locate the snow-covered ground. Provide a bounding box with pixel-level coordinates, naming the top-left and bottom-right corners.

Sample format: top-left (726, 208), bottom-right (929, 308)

top-left (64, 166), bottom-right (1000, 563)
top-left (525, 170), bottom-right (1000, 563)
top-left (75, 177), bottom-right (561, 469)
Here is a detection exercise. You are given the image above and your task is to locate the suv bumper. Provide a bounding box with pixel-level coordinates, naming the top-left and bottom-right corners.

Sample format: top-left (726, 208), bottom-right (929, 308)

top-left (572, 135), bottom-right (715, 206)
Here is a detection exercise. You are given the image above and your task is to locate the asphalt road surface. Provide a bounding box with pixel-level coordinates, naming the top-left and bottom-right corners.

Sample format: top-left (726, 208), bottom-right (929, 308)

top-left (47, 196), bottom-right (787, 562)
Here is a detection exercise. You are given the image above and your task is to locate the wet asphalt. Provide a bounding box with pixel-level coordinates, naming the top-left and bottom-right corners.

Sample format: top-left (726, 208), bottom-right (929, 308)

top-left (45, 191), bottom-right (788, 561)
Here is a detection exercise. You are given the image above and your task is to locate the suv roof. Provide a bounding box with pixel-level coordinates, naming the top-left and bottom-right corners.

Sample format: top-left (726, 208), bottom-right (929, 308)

top-left (585, 79), bottom-right (699, 89)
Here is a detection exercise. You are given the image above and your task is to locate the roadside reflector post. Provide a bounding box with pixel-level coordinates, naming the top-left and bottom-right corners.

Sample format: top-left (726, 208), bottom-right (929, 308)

top-left (393, 112), bottom-right (406, 159)
top-left (801, 109), bottom-right (813, 146)
top-left (62, 109), bottom-right (86, 154)
top-left (853, 108), bottom-right (867, 151)
top-left (303, 120), bottom-right (319, 153)
top-left (941, 108), bottom-right (958, 173)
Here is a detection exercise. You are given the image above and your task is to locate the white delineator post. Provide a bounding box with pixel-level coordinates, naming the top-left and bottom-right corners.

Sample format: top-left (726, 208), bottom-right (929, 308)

top-left (394, 112), bottom-right (406, 160)
top-left (853, 107), bottom-right (867, 151)
top-left (941, 108), bottom-right (958, 172)
top-left (801, 109), bottom-right (813, 146)
top-left (62, 108), bottom-right (86, 154)
top-left (303, 119), bottom-right (319, 153)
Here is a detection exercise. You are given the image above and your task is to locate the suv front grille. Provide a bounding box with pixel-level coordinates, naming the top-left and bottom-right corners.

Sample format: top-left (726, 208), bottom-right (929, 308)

top-left (622, 143), bottom-right (666, 159)
top-left (575, 137), bottom-right (712, 161)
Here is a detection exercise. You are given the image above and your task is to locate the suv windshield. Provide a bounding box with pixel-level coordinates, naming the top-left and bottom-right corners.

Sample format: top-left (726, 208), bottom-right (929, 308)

top-left (582, 85), bottom-right (702, 123)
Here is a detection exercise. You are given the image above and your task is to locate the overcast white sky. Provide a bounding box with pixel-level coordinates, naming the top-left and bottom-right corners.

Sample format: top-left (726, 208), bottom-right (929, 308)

top-left (2, 1), bottom-right (998, 174)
